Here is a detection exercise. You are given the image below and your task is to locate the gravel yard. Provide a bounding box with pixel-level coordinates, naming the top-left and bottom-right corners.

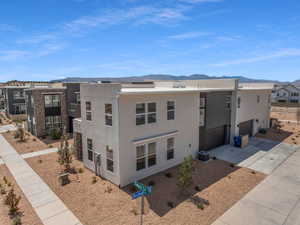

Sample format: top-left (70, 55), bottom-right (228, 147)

top-left (26, 153), bottom-right (265, 225)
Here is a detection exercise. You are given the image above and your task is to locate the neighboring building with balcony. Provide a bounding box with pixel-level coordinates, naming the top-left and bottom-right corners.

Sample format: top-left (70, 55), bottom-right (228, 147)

top-left (1, 86), bottom-right (29, 120)
top-left (73, 80), bottom-right (273, 187)
top-left (271, 84), bottom-right (300, 103)
top-left (25, 83), bottom-right (81, 137)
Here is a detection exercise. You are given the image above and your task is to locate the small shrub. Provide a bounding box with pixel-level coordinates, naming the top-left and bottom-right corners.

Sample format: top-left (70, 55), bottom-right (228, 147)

top-left (11, 215), bottom-right (22, 225)
top-left (92, 176), bottom-right (97, 184)
top-left (38, 159), bottom-right (43, 164)
top-left (78, 168), bottom-right (84, 173)
top-left (167, 201), bottom-right (174, 208)
top-left (0, 183), bottom-right (6, 195)
top-left (197, 202), bottom-right (204, 210)
top-left (148, 180), bottom-right (155, 186)
top-left (195, 185), bottom-right (201, 192)
top-left (32, 138), bottom-right (36, 142)
top-left (230, 163), bottom-right (235, 168)
top-left (48, 144), bottom-right (53, 148)
top-left (165, 172), bottom-right (172, 178)
top-left (50, 128), bottom-right (62, 140)
top-left (105, 185), bottom-right (113, 193)
top-left (251, 171), bottom-right (256, 175)
top-left (5, 188), bottom-right (21, 215)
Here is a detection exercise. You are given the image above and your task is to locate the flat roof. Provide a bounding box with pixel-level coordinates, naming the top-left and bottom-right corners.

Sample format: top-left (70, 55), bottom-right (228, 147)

top-left (120, 87), bottom-right (234, 94)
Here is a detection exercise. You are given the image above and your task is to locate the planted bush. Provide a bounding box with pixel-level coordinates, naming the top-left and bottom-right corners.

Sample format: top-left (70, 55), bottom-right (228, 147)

top-left (50, 128), bottom-right (62, 140)
top-left (5, 188), bottom-right (21, 216)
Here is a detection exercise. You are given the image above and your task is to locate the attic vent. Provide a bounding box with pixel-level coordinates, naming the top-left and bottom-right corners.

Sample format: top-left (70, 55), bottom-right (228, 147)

top-left (173, 82), bottom-right (186, 88)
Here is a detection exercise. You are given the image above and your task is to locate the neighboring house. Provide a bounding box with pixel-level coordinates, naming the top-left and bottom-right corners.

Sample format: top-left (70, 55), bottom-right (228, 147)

top-left (73, 80), bottom-right (273, 187)
top-left (1, 86), bottom-right (29, 120)
top-left (25, 83), bottom-right (81, 137)
top-left (271, 84), bottom-right (300, 103)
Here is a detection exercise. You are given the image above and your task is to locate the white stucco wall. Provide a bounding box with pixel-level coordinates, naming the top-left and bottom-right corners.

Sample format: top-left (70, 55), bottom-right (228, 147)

top-left (235, 89), bottom-right (271, 136)
top-left (118, 92), bottom-right (200, 187)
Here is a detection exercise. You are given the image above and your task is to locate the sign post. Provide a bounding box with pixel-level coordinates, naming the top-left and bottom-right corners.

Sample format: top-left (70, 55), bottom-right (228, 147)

top-left (132, 181), bottom-right (152, 225)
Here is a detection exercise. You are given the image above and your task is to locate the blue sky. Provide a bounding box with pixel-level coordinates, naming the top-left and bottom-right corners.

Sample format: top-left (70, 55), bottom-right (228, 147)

top-left (0, 0), bottom-right (300, 82)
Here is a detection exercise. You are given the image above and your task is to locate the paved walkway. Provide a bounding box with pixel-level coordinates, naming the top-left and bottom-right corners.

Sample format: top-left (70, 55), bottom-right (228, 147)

top-left (212, 148), bottom-right (300, 225)
top-left (0, 135), bottom-right (82, 225)
top-left (0, 124), bottom-right (17, 133)
top-left (0, 148), bottom-right (58, 165)
top-left (210, 137), bottom-right (300, 174)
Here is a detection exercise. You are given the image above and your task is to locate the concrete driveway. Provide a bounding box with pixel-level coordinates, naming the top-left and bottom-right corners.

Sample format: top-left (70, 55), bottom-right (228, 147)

top-left (212, 148), bottom-right (300, 225)
top-left (209, 137), bottom-right (300, 174)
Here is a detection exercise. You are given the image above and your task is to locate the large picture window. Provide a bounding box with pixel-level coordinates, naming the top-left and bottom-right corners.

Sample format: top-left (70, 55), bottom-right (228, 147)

top-left (167, 101), bottom-right (175, 120)
top-left (106, 146), bottom-right (114, 172)
top-left (105, 104), bottom-right (112, 126)
top-left (44, 95), bottom-right (61, 107)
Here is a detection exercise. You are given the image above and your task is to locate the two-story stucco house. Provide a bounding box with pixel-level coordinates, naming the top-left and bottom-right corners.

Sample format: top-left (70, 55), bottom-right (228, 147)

top-left (272, 84), bottom-right (300, 103)
top-left (73, 79), bottom-right (273, 187)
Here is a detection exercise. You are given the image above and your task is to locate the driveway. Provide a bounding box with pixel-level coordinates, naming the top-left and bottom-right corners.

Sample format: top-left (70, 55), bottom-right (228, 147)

top-left (209, 137), bottom-right (299, 174)
top-left (212, 148), bottom-right (300, 225)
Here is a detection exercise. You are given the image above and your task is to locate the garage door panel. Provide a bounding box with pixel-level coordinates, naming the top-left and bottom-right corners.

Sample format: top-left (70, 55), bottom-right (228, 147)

top-left (239, 120), bottom-right (253, 136)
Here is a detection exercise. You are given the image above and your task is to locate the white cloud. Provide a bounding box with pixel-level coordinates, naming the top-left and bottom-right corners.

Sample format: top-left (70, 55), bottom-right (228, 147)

top-left (36, 44), bottom-right (66, 57)
top-left (168, 31), bottom-right (212, 39)
top-left (17, 34), bottom-right (58, 44)
top-left (211, 49), bottom-right (300, 67)
top-left (0, 50), bottom-right (29, 61)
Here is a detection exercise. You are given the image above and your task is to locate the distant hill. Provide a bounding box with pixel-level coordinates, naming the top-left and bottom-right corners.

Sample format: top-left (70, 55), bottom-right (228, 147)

top-left (51, 74), bottom-right (282, 83)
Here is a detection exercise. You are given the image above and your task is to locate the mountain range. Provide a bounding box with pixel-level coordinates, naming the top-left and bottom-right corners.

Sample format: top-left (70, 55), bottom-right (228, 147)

top-left (51, 74), bottom-right (296, 84)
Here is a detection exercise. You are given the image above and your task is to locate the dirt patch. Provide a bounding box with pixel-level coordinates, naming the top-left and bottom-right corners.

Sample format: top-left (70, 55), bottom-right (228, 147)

top-left (256, 121), bottom-right (300, 145)
top-left (2, 131), bottom-right (49, 154)
top-left (0, 165), bottom-right (43, 225)
top-left (271, 106), bottom-right (300, 121)
top-left (26, 153), bottom-right (265, 225)
top-left (41, 136), bottom-right (74, 149)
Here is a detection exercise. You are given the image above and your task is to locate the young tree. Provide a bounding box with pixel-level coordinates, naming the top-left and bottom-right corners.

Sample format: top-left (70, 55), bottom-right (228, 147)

top-left (177, 155), bottom-right (194, 194)
top-left (5, 188), bottom-right (21, 216)
top-left (57, 132), bottom-right (73, 172)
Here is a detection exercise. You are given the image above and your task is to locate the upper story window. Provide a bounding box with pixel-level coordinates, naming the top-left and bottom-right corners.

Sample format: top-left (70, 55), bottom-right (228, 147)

top-left (86, 101), bottom-right (92, 121)
top-left (136, 102), bottom-right (156, 125)
top-left (87, 138), bottom-right (93, 161)
top-left (106, 146), bottom-right (114, 172)
top-left (75, 93), bottom-right (80, 104)
top-left (167, 101), bottom-right (175, 120)
top-left (257, 95), bottom-right (260, 103)
top-left (105, 104), bottom-right (112, 126)
top-left (167, 137), bottom-right (175, 160)
top-left (44, 95), bottom-right (61, 107)
top-left (13, 90), bottom-right (25, 100)
top-left (237, 97), bottom-right (241, 108)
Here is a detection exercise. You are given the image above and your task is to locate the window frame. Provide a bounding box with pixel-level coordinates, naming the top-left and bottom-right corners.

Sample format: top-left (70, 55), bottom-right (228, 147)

top-left (85, 101), bottom-right (92, 121)
top-left (105, 103), bottom-right (113, 126)
top-left (147, 142), bottom-right (157, 167)
top-left (44, 94), bottom-right (61, 108)
top-left (237, 96), bottom-right (241, 108)
top-left (106, 146), bottom-right (114, 173)
top-left (167, 137), bottom-right (175, 160)
top-left (167, 101), bottom-right (175, 120)
top-left (135, 102), bottom-right (157, 126)
top-left (136, 144), bottom-right (146, 171)
top-left (87, 138), bottom-right (93, 161)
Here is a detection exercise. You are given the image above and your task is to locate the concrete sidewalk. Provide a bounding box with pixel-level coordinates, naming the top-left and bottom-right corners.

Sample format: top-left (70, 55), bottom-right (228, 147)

top-left (0, 135), bottom-right (82, 225)
top-left (0, 124), bottom-right (17, 133)
top-left (212, 149), bottom-right (300, 225)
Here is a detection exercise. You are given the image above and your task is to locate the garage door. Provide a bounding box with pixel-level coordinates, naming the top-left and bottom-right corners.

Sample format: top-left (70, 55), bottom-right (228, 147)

top-left (199, 126), bottom-right (226, 150)
top-left (239, 120), bottom-right (253, 136)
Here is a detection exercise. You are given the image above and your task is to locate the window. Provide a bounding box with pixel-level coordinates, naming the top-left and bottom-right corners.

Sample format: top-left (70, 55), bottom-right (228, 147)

top-left (257, 95), bottom-right (260, 103)
top-left (136, 103), bottom-right (156, 125)
top-left (106, 146), bottom-right (114, 172)
top-left (75, 93), bottom-right (80, 104)
top-left (136, 103), bottom-right (146, 125)
top-left (167, 138), bottom-right (175, 160)
top-left (291, 92), bottom-right (299, 97)
top-left (86, 101), bottom-right (92, 121)
top-left (237, 97), bottom-right (241, 108)
top-left (147, 103), bottom-right (156, 123)
top-left (105, 104), bottom-right (112, 126)
top-left (45, 116), bottom-right (62, 133)
top-left (87, 138), bottom-right (93, 161)
top-left (44, 95), bottom-right (61, 107)
top-left (148, 142), bottom-right (156, 167)
top-left (225, 96), bottom-right (231, 109)
top-left (167, 101), bottom-right (175, 120)
top-left (13, 90), bottom-right (24, 100)
top-left (136, 145), bottom-right (146, 171)
top-left (13, 103), bottom-right (26, 114)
